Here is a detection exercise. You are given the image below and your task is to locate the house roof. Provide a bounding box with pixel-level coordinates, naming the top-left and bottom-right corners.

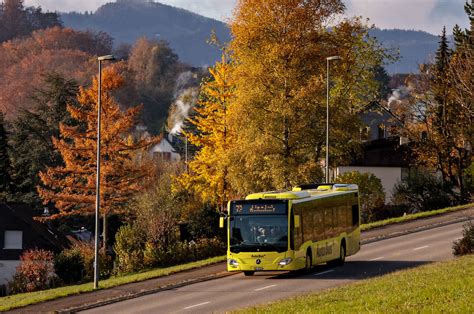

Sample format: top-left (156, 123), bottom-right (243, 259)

top-left (361, 101), bottom-right (405, 126)
top-left (0, 203), bottom-right (70, 259)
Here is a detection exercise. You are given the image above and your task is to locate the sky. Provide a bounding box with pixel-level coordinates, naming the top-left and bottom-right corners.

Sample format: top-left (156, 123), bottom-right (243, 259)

top-left (24, 0), bottom-right (470, 35)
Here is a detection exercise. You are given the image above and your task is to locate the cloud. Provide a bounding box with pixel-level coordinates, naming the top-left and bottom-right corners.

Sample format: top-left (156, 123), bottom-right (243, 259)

top-left (344, 0), bottom-right (469, 34)
top-left (158, 0), bottom-right (236, 21)
top-left (25, 0), bottom-right (108, 13)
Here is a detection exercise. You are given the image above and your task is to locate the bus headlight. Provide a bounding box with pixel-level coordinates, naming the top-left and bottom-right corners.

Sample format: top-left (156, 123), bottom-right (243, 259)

top-left (278, 257), bottom-right (293, 266)
top-left (228, 259), bottom-right (239, 267)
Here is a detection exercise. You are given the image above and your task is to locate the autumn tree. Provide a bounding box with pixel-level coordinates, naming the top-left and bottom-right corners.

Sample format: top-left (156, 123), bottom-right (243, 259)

top-left (403, 2), bottom-right (473, 201)
top-left (38, 65), bottom-right (160, 247)
top-left (127, 37), bottom-right (182, 133)
top-left (175, 55), bottom-right (235, 210)
top-left (9, 73), bottom-right (78, 206)
top-left (227, 0), bottom-right (390, 193)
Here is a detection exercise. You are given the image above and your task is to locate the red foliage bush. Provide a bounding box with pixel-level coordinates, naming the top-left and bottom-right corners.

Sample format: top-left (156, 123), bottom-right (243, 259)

top-left (8, 249), bottom-right (56, 294)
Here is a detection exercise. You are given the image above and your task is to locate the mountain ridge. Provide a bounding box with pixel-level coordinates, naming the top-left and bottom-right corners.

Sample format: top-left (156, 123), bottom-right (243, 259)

top-left (61, 1), bottom-right (444, 74)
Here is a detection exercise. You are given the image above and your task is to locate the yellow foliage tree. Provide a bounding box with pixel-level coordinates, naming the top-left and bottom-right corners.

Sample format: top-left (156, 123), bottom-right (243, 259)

top-left (175, 55), bottom-right (235, 210)
top-left (38, 65), bottom-right (160, 246)
top-left (227, 0), bottom-right (390, 193)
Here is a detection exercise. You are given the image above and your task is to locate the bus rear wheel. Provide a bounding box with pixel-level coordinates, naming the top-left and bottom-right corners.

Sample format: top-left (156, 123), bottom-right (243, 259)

top-left (305, 251), bottom-right (312, 272)
top-left (329, 242), bottom-right (346, 267)
top-left (244, 271), bottom-right (254, 276)
top-left (335, 243), bottom-right (346, 266)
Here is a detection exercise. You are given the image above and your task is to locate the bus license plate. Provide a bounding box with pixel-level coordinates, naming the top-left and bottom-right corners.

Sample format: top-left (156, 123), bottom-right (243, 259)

top-left (255, 267), bottom-right (263, 271)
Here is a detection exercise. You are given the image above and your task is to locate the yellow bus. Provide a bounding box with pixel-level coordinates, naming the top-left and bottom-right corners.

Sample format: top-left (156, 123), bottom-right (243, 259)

top-left (220, 183), bottom-right (361, 275)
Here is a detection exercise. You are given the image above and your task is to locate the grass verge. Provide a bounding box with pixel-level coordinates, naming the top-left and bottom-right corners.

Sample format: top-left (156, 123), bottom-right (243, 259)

top-left (361, 203), bottom-right (473, 231)
top-left (238, 255), bottom-right (474, 313)
top-left (0, 255), bottom-right (226, 312)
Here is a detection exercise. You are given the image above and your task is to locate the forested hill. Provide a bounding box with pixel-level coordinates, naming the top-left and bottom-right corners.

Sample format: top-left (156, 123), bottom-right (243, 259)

top-left (61, 0), bottom-right (230, 66)
top-left (369, 29), bottom-right (441, 74)
top-left (61, 1), bottom-right (442, 74)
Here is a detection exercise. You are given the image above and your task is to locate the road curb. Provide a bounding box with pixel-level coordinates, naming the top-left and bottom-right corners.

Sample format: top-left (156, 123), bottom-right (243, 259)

top-left (361, 215), bottom-right (472, 245)
top-left (59, 271), bottom-right (235, 313)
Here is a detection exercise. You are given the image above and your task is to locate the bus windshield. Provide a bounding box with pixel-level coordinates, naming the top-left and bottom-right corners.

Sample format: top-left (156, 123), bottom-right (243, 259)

top-left (230, 215), bottom-right (288, 253)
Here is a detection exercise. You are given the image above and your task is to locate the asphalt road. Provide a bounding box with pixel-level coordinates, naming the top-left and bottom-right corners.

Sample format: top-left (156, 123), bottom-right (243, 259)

top-left (81, 221), bottom-right (465, 314)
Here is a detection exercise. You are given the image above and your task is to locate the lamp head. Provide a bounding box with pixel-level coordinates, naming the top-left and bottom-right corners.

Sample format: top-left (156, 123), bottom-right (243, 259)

top-left (98, 55), bottom-right (116, 61)
top-left (326, 56), bottom-right (342, 61)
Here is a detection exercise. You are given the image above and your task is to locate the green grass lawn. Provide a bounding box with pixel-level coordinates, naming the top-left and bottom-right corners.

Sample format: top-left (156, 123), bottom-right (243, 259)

top-left (0, 255), bottom-right (226, 312)
top-left (238, 255), bottom-right (474, 313)
top-left (361, 203), bottom-right (473, 231)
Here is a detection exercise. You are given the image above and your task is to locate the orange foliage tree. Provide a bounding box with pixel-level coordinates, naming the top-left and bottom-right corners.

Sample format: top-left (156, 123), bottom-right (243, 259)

top-left (0, 26), bottom-right (112, 119)
top-left (38, 65), bottom-right (160, 247)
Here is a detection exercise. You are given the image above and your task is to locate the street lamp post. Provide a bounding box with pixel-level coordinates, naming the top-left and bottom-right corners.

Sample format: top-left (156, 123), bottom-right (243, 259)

top-left (94, 54), bottom-right (115, 290)
top-left (325, 55), bottom-right (341, 183)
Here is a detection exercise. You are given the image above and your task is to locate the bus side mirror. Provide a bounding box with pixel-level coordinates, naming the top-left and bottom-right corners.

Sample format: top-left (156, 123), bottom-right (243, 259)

top-left (294, 215), bottom-right (300, 228)
top-left (219, 217), bottom-right (225, 228)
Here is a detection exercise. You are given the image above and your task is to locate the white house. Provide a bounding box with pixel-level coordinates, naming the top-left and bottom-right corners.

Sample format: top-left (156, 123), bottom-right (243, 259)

top-left (150, 133), bottom-right (181, 162)
top-left (336, 102), bottom-right (412, 203)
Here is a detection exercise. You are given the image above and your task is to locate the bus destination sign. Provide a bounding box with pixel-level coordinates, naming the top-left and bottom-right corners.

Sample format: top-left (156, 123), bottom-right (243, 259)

top-left (230, 202), bottom-right (287, 215)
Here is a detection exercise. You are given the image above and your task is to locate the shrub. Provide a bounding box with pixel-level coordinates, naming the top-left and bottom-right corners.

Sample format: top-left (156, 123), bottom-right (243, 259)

top-left (453, 221), bottom-right (474, 256)
top-left (184, 205), bottom-right (225, 241)
top-left (392, 169), bottom-right (452, 212)
top-left (133, 169), bottom-right (181, 249)
top-left (69, 242), bottom-right (112, 280)
top-left (8, 249), bottom-right (56, 294)
top-left (54, 247), bottom-right (84, 284)
top-left (363, 204), bottom-right (410, 223)
top-left (113, 224), bottom-right (146, 274)
top-left (335, 171), bottom-right (385, 223)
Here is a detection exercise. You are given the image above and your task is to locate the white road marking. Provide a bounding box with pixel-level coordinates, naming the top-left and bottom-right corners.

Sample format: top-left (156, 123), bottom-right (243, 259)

top-left (369, 256), bottom-right (384, 261)
top-left (254, 284), bottom-right (277, 291)
top-left (413, 245), bottom-right (429, 251)
top-left (183, 301), bottom-right (210, 310)
top-left (314, 269), bottom-right (335, 276)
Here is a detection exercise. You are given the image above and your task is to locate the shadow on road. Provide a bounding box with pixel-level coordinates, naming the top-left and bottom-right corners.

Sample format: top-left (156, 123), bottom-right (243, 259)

top-left (245, 260), bottom-right (431, 281)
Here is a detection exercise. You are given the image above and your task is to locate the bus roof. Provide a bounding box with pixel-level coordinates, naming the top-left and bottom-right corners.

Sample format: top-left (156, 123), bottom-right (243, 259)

top-left (245, 184), bottom-right (358, 201)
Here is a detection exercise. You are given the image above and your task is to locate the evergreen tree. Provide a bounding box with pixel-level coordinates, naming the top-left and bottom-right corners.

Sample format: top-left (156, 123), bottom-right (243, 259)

top-left (453, 0), bottom-right (473, 50)
top-left (373, 64), bottom-right (391, 99)
top-left (0, 111), bottom-right (12, 201)
top-left (9, 73), bottom-right (78, 206)
top-left (0, 0), bottom-right (61, 43)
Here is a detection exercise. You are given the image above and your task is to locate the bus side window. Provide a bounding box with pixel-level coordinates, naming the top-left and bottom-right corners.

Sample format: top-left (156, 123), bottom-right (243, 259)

top-left (352, 204), bottom-right (359, 226)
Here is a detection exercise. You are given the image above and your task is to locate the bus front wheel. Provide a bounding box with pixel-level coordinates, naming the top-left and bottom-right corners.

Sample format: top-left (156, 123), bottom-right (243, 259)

top-left (244, 271), bottom-right (254, 276)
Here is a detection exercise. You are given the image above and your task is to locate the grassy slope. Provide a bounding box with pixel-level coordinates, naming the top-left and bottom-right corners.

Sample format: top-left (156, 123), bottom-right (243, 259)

top-left (0, 255), bottom-right (226, 312)
top-left (361, 203), bottom-right (473, 231)
top-left (239, 255), bottom-right (474, 313)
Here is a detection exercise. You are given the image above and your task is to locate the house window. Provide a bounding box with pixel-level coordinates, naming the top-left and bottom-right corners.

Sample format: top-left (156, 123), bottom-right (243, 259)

top-left (360, 127), bottom-right (370, 141)
top-left (153, 152), bottom-right (172, 161)
top-left (377, 124), bottom-right (385, 139)
top-left (4, 230), bottom-right (23, 249)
